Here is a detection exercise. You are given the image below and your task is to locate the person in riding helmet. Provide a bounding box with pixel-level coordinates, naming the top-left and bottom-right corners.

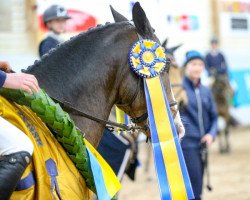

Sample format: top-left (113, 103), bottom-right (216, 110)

top-left (0, 62), bottom-right (39, 199)
top-left (39, 5), bottom-right (71, 57)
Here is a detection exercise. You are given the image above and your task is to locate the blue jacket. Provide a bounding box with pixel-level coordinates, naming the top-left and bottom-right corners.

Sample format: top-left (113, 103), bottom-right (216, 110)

top-left (0, 70), bottom-right (6, 87)
top-left (181, 76), bottom-right (218, 149)
top-left (205, 52), bottom-right (227, 75)
top-left (39, 36), bottom-right (60, 57)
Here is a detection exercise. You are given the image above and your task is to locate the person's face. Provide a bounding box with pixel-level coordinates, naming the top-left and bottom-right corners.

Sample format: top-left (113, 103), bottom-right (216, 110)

top-left (211, 42), bottom-right (218, 50)
top-left (185, 59), bottom-right (204, 81)
top-left (47, 18), bottom-right (67, 34)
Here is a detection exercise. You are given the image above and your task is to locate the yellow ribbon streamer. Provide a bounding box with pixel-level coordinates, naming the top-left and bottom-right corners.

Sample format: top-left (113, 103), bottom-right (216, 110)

top-left (146, 77), bottom-right (188, 200)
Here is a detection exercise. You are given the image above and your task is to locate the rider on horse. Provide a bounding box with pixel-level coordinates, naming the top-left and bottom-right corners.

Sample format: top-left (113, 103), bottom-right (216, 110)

top-left (205, 37), bottom-right (228, 77)
top-left (0, 62), bottom-right (39, 200)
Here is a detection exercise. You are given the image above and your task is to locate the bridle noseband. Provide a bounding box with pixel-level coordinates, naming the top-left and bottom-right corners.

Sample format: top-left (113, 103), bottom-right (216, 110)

top-left (130, 98), bottom-right (178, 124)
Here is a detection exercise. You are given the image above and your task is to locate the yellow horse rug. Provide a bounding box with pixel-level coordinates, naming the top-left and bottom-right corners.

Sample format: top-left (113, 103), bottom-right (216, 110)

top-left (0, 96), bottom-right (90, 200)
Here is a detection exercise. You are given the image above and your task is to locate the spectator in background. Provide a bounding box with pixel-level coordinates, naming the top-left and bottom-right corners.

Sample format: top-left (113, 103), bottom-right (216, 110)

top-left (205, 37), bottom-right (228, 77)
top-left (39, 5), bottom-right (71, 57)
top-left (180, 51), bottom-right (218, 200)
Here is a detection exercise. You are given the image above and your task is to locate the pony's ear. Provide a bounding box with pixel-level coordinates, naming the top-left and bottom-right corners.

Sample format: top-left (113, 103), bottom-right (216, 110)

top-left (110, 5), bottom-right (128, 22)
top-left (168, 44), bottom-right (183, 53)
top-left (172, 44), bottom-right (183, 52)
top-left (162, 38), bottom-right (168, 48)
top-left (132, 2), bottom-right (154, 38)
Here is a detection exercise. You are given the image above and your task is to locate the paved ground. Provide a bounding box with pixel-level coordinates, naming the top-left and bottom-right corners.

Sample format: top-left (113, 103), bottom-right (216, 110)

top-left (119, 126), bottom-right (250, 200)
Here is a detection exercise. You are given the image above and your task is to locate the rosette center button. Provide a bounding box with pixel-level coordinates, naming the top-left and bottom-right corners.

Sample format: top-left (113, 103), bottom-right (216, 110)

top-left (142, 51), bottom-right (155, 64)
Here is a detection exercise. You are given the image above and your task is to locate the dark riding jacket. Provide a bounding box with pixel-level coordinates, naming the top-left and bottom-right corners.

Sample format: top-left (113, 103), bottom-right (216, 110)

top-left (0, 71), bottom-right (6, 87)
top-left (181, 76), bottom-right (218, 149)
top-left (39, 36), bottom-right (60, 57)
top-left (205, 51), bottom-right (227, 76)
top-left (39, 32), bottom-right (64, 57)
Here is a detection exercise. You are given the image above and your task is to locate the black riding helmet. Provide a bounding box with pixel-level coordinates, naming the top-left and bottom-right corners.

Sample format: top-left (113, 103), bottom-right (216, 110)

top-left (43, 5), bottom-right (71, 25)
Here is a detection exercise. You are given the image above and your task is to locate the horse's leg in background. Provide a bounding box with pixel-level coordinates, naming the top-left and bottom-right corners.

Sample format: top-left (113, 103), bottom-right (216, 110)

top-left (144, 143), bottom-right (152, 182)
top-left (217, 130), bottom-right (224, 153)
top-left (220, 107), bottom-right (231, 154)
top-left (217, 116), bottom-right (225, 153)
top-left (144, 146), bottom-right (151, 173)
top-left (225, 122), bottom-right (231, 153)
top-left (217, 112), bottom-right (231, 154)
top-left (224, 104), bottom-right (232, 153)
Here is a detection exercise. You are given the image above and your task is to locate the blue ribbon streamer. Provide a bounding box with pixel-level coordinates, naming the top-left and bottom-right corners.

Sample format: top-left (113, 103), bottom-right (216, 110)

top-left (86, 147), bottom-right (111, 200)
top-left (159, 78), bottom-right (194, 199)
top-left (144, 79), bottom-right (172, 200)
top-left (144, 78), bottom-right (194, 200)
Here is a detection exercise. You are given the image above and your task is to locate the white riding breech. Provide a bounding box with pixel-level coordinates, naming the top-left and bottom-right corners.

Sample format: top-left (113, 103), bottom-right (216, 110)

top-left (0, 116), bottom-right (33, 156)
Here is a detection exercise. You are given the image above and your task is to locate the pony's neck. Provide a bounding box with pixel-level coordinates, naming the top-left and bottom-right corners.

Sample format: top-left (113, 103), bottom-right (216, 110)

top-left (26, 22), bottom-right (133, 146)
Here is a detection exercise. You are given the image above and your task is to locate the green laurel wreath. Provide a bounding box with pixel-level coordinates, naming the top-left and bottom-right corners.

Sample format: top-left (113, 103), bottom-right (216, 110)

top-left (0, 88), bottom-right (96, 193)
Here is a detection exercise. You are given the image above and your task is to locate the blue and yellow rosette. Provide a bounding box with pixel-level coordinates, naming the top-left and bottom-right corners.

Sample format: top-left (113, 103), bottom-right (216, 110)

top-left (129, 39), bottom-right (194, 200)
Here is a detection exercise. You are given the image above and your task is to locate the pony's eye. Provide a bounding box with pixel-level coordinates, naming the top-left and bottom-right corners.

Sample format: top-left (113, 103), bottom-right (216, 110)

top-left (166, 57), bottom-right (171, 65)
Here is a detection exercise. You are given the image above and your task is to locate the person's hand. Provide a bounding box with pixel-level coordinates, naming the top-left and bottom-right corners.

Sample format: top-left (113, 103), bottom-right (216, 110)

top-left (177, 123), bottom-right (185, 139)
top-left (201, 133), bottom-right (214, 146)
top-left (0, 61), bottom-right (12, 72)
top-left (3, 73), bottom-right (40, 94)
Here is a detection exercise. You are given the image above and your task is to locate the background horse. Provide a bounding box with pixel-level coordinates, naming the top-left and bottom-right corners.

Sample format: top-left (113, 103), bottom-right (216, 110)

top-left (211, 73), bottom-right (234, 153)
top-left (162, 38), bottom-right (188, 111)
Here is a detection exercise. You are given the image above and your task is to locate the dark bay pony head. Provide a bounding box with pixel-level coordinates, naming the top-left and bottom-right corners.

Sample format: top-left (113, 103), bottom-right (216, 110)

top-left (25, 2), bottom-right (184, 146)
top-left (111, 4), bottom-right (185, 138)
